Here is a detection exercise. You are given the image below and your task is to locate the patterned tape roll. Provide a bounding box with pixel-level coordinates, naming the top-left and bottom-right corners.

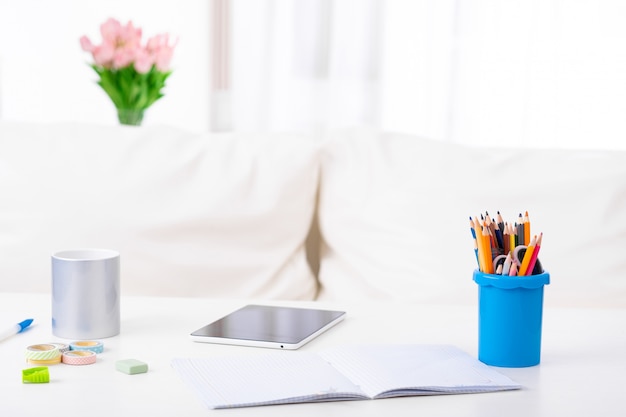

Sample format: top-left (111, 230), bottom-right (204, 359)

top-left (48, 343), bottom-right (70, 354)
top-left (27, 356), bottom-right (62, 365)
top-left (25, 344), bottom-right (61, 361)
top-left (62, 350), bottom-right (97, 366)
top-left (69, 341), bottom-right (104, 354)
top-left (22, 367), bottom-right (50, 383)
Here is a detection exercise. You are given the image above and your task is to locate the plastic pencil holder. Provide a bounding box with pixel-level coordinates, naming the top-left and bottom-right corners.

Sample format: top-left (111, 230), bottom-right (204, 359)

top-left (473, 269), bottom-right (550, 367)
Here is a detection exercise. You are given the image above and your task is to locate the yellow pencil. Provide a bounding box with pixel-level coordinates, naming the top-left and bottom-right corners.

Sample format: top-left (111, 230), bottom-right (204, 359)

top-left (517, 234), bottom-right (537, 276)
top-left (481, 222), bottom-right (494, 274)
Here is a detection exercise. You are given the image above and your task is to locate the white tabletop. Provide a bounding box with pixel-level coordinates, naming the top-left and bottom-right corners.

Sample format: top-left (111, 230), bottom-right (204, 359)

top-left (1, 292), bottom-right (625, 416)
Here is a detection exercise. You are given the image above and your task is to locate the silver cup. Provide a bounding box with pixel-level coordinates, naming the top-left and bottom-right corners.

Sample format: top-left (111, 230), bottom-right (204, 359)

top-left (51, 249), bottom-right (120, 339)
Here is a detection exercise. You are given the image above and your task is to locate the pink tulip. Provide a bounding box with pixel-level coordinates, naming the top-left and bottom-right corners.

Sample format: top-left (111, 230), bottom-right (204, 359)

top-left (79, 36), bottom-right (94, 52)
top-left (99, 18), bottom-right (122, 42)
top-left (146, 34), bottom-right (177, 71)
top-left (156, 48), bottom-right (174, 72)
top-left (133, 48), bottom-right (153, 74)
top-left (146, 33), bottom-right (169, 50)
top-left (81, 18), bottom-right (176, 71)
top-left (119, 21), bottom-right (142, 50)
top-left (93, 42), bottom-right (115, 67)
top-left (80, 18), bottom-right (176, 119)
top-left (113, 48), bottom-right (136, 69)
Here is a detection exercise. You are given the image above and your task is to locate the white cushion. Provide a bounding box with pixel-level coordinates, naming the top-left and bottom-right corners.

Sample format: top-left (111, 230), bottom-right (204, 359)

top-left (317, 129), bottom-right (626, 307)
top-left (0, 122), bottom-right (319, 299)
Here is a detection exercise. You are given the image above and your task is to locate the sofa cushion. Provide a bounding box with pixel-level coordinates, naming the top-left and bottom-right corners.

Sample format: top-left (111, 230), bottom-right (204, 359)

top-left (317, 129), bottom-right (626, 308)
top-left (0, 122), bottom-right (319, 299)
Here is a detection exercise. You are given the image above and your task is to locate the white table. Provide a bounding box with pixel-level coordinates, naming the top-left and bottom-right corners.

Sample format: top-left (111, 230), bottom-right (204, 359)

top-left (1, 292), bottom-right (625, 416)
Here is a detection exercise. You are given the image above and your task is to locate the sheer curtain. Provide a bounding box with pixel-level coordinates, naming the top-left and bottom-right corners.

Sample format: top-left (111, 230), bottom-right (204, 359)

top-left (220, 0), bottom-right (380, 133)
top-left (217, 0), bottom-right (626, 150)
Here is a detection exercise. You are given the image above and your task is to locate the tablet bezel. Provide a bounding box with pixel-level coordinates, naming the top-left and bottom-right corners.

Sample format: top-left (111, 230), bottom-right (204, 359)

top-left (189, 304), bottom-right (346, 349)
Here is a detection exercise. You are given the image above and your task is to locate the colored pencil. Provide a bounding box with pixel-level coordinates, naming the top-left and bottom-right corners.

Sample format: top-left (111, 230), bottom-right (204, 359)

top-left (523, 211), bottom-right (531, 246)
top-left (510, 223), bottom-right (517, 251)
top-left (517, 234), bottom-right (537, 276)
top-left (517, 213), bottom-right (525, 247)
top-left (469, 217), bottom-right (479, 268)
top-left (493, 221), bottom-right (504, 251)
top-left (525, 232), bottom-right (543, 275)
top-left (481, 223), bottom-right (494, 274)
top-left (503, 222), bottom-right (510, 255)
top-left (496, 211), bottom-right (505, 233)
top-left (473, 217), bottom-right (487, 273)
top-left (484, 215), bottom-right (496, 249)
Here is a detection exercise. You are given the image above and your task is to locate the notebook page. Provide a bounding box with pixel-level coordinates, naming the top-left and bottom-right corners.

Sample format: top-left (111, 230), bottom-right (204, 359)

top-left (171, 352), bottom-right (367, 409)
top-left (319, 344), bottom-right (521, 398)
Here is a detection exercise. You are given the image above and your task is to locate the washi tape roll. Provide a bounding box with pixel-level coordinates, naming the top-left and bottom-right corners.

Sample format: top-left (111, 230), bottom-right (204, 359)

top-left (48, 342), bottom-right (70, 354)
top-left (22, 367), bottom-right (50, 383)
top-left (62, 350), bottom-right (97, 366)
top-left (25, 344), bottom-right (61, 361)
top-left (69, 340), bottom-right (104, 354)
top-left (27, 356), bottom-right (62, 365)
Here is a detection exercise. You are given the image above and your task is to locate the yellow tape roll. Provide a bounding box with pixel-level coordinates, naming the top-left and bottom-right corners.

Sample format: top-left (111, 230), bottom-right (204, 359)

top-left (27, 356), bottom-right (62, 365)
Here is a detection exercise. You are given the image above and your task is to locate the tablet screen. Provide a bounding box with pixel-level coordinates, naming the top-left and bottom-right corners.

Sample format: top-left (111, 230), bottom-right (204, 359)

top-left (190, 304), bottom-right (346, 349)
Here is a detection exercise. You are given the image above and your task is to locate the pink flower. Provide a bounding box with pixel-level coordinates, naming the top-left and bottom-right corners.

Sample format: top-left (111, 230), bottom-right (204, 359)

top-left (146, 34), bottom-right (177, 72)
top-left (80, 18), bottom-right (177, 120)
top-left (100, 18), bottom-right (142, 52)
top-left (113, 48), bottom-right (136, 69)
top-left (99, 18), bottom-right (122, 42)
top-left (81, 18), bottom-right (177, 72)
top-left (133, 48), bottom-right (153, 74)
top-left (79, 35), bottom-right (94, 52)
top-left (93, 42), bottom-right (115, 67)
top-left (81, 35), bottom-right (113, 67)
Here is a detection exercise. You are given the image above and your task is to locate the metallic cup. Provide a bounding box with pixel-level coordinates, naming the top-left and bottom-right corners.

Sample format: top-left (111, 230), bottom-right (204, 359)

top-left (51, 249), bottom-right (120, 339)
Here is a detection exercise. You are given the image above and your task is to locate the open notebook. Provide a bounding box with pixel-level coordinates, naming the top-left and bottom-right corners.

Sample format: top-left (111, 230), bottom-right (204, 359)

top-left (171, 344), bottom-right (521, 409)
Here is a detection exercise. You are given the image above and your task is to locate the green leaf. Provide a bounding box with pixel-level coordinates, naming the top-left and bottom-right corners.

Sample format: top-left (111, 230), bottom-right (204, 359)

top-left (89, 64), bottom-right (173, 112)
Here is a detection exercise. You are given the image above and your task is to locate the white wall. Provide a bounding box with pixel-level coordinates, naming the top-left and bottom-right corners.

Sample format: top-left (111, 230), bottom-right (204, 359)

top-left (0, 0), bottom-right (211, 133)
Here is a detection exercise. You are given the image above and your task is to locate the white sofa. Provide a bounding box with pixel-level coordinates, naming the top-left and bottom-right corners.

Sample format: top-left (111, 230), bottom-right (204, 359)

top-left (1, 122), bottom-right (625, 308)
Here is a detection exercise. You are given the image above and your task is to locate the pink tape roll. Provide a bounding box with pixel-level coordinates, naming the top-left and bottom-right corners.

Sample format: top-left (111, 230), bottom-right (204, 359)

top-left (62, 350), bottom-right (97, 366)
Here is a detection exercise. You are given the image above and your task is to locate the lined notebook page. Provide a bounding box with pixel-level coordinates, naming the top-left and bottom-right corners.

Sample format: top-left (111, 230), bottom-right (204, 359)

top-left (172, 344), bottom-right (521, 409)
top-left (319, 344), bottom-right (521, 398)
top-left (171, 352), bottom-right (367, 409)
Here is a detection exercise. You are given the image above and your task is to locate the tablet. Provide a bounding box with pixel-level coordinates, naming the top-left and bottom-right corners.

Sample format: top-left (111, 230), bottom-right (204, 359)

top-left (190, 304), bottom-right (346, 349)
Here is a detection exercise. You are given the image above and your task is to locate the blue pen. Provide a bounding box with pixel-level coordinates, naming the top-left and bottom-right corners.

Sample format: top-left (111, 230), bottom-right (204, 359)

top-left (0, 318), bottom-right (34, 342)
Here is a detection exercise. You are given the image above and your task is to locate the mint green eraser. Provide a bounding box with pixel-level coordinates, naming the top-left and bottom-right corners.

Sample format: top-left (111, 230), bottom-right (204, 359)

top-left (115, 359), bottom-right (148, 375)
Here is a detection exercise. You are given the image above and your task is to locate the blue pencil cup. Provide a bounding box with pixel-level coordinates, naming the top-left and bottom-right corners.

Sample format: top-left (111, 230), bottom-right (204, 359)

top-left (473, 270), bottom-right (550, 367)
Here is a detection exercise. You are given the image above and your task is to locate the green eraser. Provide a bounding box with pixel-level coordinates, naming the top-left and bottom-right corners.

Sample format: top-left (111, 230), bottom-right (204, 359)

top-left (115, 359), bottom-right (148, 375)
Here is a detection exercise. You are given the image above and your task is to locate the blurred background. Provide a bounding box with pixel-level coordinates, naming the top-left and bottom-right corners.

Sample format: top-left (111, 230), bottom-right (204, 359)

top-left (1, 0), bottom-right (625, 149)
